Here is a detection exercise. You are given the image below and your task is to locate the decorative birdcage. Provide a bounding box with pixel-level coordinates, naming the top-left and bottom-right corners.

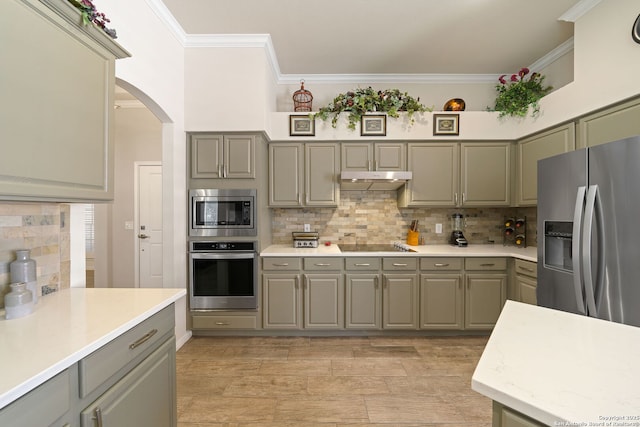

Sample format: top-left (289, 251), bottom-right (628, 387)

top-left (293, 80), bottom-right (313, 112)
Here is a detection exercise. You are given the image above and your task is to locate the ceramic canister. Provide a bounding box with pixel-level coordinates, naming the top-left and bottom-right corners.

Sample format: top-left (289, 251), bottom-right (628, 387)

top-left (10, 249), bottom-right (38, 304)
top-left (4, 282), bottom-right (34, 319)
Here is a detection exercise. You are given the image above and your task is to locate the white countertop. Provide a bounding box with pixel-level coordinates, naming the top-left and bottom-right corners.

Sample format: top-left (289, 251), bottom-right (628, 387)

top-left (261, 243), bottom-right (537, 262)
top-left (472, 300), bottom-right (640, 426)
top-left (0, 287), bottom-right (186, 409)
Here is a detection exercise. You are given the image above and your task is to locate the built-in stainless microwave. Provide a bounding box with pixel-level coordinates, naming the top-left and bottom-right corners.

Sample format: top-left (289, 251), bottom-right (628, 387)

top-left (189, 189), bottom-right (256, 237)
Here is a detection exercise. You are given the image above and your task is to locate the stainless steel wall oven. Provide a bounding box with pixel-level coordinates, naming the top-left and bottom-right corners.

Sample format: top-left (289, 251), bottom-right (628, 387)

top-left (189, 241), bottom-right (258, 310)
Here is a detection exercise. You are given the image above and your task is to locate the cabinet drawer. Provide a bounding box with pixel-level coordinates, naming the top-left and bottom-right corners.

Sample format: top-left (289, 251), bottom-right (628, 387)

top-left (78, 304), bottom-right (175, 398)
top-left (515, 259), bottom-right (537, 278)
top-left (345, 257), bottom-right (381, 270)
top-left (465, 257), bottom-right (507, 271)
top-left (0, 369), bottom-right (70, 427)
top-left (192, 314), bottom-right (258, 329)
top-left (420, 257), bottom-right (463, 271)
top-left (382, 257), bottom-right (417, 271)
top-left (262, 257), bottom-right (301, 271)
top-left (304, 257), bottom-right (342, 270)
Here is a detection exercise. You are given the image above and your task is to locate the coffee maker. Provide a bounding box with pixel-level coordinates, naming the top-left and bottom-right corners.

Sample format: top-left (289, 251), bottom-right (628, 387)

top-left (449, 213), bottom-right (468, 247)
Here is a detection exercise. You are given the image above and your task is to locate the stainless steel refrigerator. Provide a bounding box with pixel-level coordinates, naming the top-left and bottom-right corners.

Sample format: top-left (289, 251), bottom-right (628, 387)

top-left (537, 136), bottom-right (640, 327)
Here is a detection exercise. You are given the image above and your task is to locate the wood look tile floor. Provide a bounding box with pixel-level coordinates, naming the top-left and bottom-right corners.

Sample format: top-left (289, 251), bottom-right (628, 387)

top-left (176, 335), bottom-right (492, 427)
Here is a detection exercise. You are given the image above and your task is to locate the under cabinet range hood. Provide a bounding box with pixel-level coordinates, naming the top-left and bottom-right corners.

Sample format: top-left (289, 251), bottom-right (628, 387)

top-left (340, 171), bottom-right (412, 190)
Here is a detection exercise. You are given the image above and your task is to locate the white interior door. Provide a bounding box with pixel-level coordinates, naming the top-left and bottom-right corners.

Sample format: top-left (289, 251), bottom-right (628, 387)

top-left (136, 163), bottom-right (163, 288)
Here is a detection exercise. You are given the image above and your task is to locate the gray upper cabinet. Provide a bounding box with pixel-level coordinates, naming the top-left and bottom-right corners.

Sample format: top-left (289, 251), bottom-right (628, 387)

top-left (577, 97), bottom-right (640, 149)
top-left (341, 142), bottom-right (406, 171)
top-left (269, 143), bottom-right (339, 207)
top-left (516, 123), bottom-right (575, 206)
top-left (461, 142), bottom-right (511, 206)
top-left (399, 142), bottom-right (511, 207)
top-left (0, 0), bottom-right (129, 202)
top-left (398, 143), bottom-right (459, 207)
top-left (190, 134), bottom-right (256, 179)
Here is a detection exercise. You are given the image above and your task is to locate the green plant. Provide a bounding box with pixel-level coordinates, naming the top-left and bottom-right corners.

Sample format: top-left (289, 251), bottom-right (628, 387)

top-left (491, 68), bottom-right (552, 118)
top-left (67, 0), bottom-right (117, 38)
top-left (313, 87), bottom-right (431, 130)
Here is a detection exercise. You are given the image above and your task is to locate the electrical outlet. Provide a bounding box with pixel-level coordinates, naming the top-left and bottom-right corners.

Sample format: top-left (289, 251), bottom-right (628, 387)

top-left (435, 223), bottom-right (443, 234)
top-left (304, 224), bottom-right (311, 232)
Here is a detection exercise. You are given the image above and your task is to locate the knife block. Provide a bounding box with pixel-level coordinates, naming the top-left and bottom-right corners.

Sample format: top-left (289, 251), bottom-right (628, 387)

top-left (406, 229), bottom-right (419, 246)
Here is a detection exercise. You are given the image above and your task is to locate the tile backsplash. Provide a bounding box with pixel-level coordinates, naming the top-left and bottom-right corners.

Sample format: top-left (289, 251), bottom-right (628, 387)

top-left (0, 203), bottom-right (70, 307)
top-left (272, 190), bottom-right (536, 247)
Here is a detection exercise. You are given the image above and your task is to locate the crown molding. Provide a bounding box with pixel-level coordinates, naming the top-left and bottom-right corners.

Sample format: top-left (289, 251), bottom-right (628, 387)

top-left (528, 37), bottom-right (575, 72)
top-left (559, 0), bottom-right (602, 22)
top-left (147, 0), bottom-right (575, 85)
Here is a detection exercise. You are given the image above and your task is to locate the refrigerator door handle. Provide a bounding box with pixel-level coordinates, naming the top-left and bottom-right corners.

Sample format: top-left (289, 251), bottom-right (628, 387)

top-left (572, 186), bottom-right (587, 314)
top-left (583, 184), bottom-right (605, 318)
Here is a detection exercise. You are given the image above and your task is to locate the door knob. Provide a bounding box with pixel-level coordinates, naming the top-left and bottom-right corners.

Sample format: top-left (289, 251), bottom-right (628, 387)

top-left (138, 234), bottom-right (150, 239)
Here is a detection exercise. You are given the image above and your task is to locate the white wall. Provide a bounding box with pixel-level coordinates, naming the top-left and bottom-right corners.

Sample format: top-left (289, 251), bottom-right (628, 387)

top-left (102, 0), bottom-right (189, 346)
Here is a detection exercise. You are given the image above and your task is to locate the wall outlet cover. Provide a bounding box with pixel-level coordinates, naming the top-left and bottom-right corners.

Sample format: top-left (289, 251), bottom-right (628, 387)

top-left (303, 224), bottom-right (311, 232)
top-left (435, 223), bottom-right (443, 234)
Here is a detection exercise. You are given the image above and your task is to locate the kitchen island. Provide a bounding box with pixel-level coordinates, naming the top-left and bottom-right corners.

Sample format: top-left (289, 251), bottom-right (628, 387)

top-left (472, 300), bottom-right (640, 426)
top-left (0, 287), bottom-right (185, 424)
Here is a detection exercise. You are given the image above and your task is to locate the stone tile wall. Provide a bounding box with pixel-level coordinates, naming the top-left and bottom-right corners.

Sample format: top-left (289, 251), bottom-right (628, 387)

top-left (0, 203), bottom-right (70, 307)
top-left (272, 191), bottom-right (537, 248)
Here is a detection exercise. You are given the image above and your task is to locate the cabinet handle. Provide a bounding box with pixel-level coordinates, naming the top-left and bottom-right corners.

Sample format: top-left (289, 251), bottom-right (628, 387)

top-left (454, 193), bottom-right (458, 205)
top-left (374, 276), bottom-right (379, 288)
top-left (463, 192), bottom-right (467, 204)
top-left (480, 263), bottom-right (495, 267)
top-left (223, 165), bottom-right (227, 178)
top-left (368, 160), bottom-right (372, 171)
top-left (218, 164), bottom-right (222, 178)
top-left (129, 328), bottom-right (158, 350)
top-left (354, 263), bottom-right (371, 267)
top-left (315, 263), bottom-right (331, 266)
top-left (518, 266), bottom-right (535, 272)
top-left (298, 193), bottom-right (302, 205)
top-left (434, 263), bottom-right (450, 267)
top-left (273, 263), bottom-right (289, 267)
top-left (215, 322), bottom-right (230, 326)
top-left (295, 276), bottom-right (299, 289)
top-left (373, 160), bottom-right (378, 171)
top-left (93, 407), bottom-right (103, 427)
top-left (392, 263), bottom-right (408, 267)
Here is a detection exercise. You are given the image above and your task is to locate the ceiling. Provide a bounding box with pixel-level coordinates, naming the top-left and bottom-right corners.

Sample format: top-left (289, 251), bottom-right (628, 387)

top-left (160, 0), bottom-right (578, 77)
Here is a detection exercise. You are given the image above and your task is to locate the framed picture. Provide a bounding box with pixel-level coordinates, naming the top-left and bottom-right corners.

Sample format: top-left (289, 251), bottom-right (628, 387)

top-left (361, 114), bottom-right (387, 136)
top-left (433, 114), bottom-right (460, 136)
top-left (289, 115), bottom-right (315, 136)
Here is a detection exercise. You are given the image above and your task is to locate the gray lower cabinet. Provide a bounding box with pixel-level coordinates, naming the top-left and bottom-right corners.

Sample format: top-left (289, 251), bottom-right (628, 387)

top-left (382, 258), bottom-right (419, 329)
top-left (303, 273), bottom-right (344, 329)
top-left (80, 337), bottom-right (176, 427)
top-left (493, 402), bottom-right (546, 427)
top-left (514, 259), bottom-right (537, 305)
top-left (0, 369), bottom-right (72, 427)
top-left (263, 273), bottom-right (302, 329)
top-left (419, 257), bottom-right (464, 329)
top-left (0, 305), bottom-right (177, 427)
top-left (345, 258), bottom-right (382, 329)
top-left (465, 258), bottom-right (508, 330)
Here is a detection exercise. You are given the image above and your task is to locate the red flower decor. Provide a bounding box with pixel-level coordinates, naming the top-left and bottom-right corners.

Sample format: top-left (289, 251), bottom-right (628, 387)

top-left (492, 67), bottom-right (552, 118)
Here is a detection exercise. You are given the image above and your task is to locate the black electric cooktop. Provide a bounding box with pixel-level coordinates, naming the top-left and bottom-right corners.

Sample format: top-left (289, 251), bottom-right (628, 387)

top-left (338, 244), bottom-right (414, 253)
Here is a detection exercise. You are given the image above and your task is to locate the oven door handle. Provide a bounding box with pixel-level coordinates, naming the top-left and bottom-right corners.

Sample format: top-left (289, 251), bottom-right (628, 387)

top-left (190, 252), bottom-right (256, 260)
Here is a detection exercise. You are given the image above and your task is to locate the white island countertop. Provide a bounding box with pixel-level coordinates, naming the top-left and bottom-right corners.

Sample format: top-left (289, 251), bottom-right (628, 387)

top-left (261, 243), bottom-right (537, 262)
top-left (0, 287), bottom-right (185, 409)
top-left (472, 300), bottom-right (640, 426)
